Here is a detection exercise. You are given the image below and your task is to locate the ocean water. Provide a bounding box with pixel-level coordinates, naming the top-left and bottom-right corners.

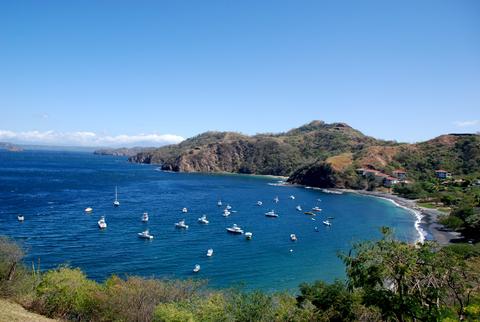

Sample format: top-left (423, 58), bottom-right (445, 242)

top-left (0, 150), bottom-right (418, 291)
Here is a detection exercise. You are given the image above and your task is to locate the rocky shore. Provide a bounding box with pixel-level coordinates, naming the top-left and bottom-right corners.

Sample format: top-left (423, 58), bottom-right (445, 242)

top-left (340, 189), bottom-right (462, 245)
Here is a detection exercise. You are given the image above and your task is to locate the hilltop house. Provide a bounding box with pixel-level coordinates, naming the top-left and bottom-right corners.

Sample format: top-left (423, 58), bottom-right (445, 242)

top-left (435, 170), bottom-right (451, 179)
top-left (393, 170), bottom-right (407, 181)
top-left (384, 176), bottom-right (399, 187)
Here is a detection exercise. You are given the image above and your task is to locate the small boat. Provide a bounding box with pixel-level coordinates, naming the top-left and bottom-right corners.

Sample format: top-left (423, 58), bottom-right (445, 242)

top-left (257, 201), bottom-right (263, 206)
top-left (304, 211), bottom-right (316, 216)
top-left (85, 207), bottom-right (93, 213)
top-left (323, 220), bottom-right (331, 226)
top-left (290, 234), bottom-right (297, 241)
top-left (222, 209), bottom-right (231, 217)
top-left (113, 186), bottom-right (120, 207)
top-left (138, 230), bottom-right (153, 239)
top-left (182, 207), bottom-right (188, 213)
top-left (17, 215), bottom-right (24, 222)
top-left (289, 195), bottom-right (295, 200)
top-left (98, 216), bottom-right (107, 229)
top-left (296, 205), bottom-right (302, 211)
top-left (207, 248), bottom-right (213, 257)
top-left (226, 204), bottom-right (232, 210)
top-left (327, 216), bottom-right (334, 219)
top-left (312, 206), bottom-right (322, 212)
top-left (274, 196), bottom-right (279, 203)
top-left (141, 212), bottom-right (149, 222)
top-left (193, 264), bottom-right (201, 273)
top-left (198, 215), bottom-right (209, 224)
top-left (217, 200), bottom-right (222, 207)
top-left (265, 210), bottom-right (278, 218)
top-left (226, 224), bottom-right (244, 234)
top-left (315, 226), bottom-right (319, 232)
top-left (175, 219), bottom-right (189, 229)
top-left (245, 232), bottom-right (253, 240)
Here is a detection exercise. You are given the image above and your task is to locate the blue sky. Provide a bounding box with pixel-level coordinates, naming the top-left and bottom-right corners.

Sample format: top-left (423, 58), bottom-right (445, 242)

top-left (0, 0), bottom-right (479, 146)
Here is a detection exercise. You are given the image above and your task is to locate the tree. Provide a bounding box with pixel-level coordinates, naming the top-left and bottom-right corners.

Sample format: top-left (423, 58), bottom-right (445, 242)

top-left (0, 237), bottom-right (24, 282)
top-left (341, 228), bottom-right (480, 321)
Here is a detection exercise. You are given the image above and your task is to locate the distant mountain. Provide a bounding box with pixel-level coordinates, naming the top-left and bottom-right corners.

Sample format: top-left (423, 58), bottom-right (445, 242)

top-left (130, 122), bottom-right (480, 188)
top-left (94, 147), bottom-right (156, 157)
top-left (0, 142), bottom-right (23, 152)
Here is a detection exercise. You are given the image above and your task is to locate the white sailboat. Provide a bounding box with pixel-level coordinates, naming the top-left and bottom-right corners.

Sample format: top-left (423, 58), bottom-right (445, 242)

top-left (245, 232), bottom-right (253, 240)
top-left (141, 212), bottom-right (149, 222)
top-left (17, 215), bottom-right (24, 222)
top-left (265, 210), bottom-right (279, 218)
top-left (138, 230), bottom-right (153, 239)
top-left (113, 186), bottom-right (120, 207)
top-left (182, 207), bottom-right (188, 213)
top-left (198, 215), bottom-right (209, 224)
top-left (207, 248), bottom-right (214, 257)
top-left (193, 264), bottom-right (201, 273)
top-left (175, 219), bottom-right (189, 229)
top-left (98, 216), bottom-right (107, 229)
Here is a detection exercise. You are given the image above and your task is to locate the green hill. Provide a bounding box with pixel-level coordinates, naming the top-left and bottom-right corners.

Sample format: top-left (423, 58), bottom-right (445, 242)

top-left (129, 122), bottom-right (480, 189)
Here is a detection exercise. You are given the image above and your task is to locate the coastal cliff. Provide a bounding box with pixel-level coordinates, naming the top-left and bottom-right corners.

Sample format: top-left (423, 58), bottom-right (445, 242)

top-left (129, 122), bottom-right (480, 189)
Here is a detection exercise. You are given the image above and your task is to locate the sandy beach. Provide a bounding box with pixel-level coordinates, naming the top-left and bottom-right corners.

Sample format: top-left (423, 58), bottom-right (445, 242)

top-left (339, 189), bottom-right (462, 245)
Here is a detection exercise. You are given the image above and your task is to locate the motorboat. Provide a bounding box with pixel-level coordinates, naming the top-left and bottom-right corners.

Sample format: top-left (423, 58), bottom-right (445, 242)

top-left (198, 215), bottom-right (209, 224)
top-left (257, 201), bottom-right (263, 206)
top-left (265, 210), bottom-right (278, 218)
top-left (274, 196), bottom-right (279, 203)
top-left (323, 220), bottom-right (332, 226)
top-left (182, 207), bottom-right (188, 213)
top-left (113, 186), bottom-right (120, 207)
top-left (207, 248), bottom-right (213, 257)
top-left (312, 206), bottom-right (322, 212)
top-left (290, 234), bottom-right (297, 241)
top-left (85, 207), bottom-right (93, 213)
top-left (226, 224), bottom-right (244, 234)
top-left (304, 211), bottom-right (316, 216)
top-left (289, 195), bottom-right (295, 200)
top-left (175, 219), bottom-right (189, 229)
top-left (226, 204), bottom-right (232, 210)
top-left (98, 216), bottom-right (107, 229)
top-left (138, 230), bottom-right (153, 239)
top-left (296, 205), bottom-right (302, 211)
top-left (17, 215), bottom-right (24, 222)
top-left (222, 209), bottom-right (231, 217)
top-left (217, 200), bottom-right (222, 206)
top-left (141, 212), bottom-right (149, 222)
top-left (245, 232), bottom-right (253, 240)
top-left (193, 264), bottom-right (201, 273)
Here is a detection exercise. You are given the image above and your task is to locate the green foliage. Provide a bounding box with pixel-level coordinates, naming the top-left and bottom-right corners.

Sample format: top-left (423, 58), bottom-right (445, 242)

top-left (33, 266), bottom-right (101, 320)
top-left (341, 229), bottom-right (480, 321)
top-left (297, 280), bottom-right (355, 321)
top-left (153, 302), bottom-right (195, 322)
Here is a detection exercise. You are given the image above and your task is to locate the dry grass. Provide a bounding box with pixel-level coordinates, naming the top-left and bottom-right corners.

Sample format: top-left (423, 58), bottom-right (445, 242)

top-left (0, 299), bottom-right (59, 322)
top-left (326, 153), bottom-right (353, 171)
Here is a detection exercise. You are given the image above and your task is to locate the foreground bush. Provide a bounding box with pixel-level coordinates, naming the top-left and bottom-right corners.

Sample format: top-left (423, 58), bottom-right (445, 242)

top-left (32, 266), bottom-right (101, 320)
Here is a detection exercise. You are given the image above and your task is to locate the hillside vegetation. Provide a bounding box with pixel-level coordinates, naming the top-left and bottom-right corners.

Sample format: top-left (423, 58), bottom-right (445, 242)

top-left (1, 233), bottom-right (480, 321)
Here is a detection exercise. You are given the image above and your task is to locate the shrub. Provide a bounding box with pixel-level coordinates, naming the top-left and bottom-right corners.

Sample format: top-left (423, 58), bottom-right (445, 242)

top-left (32, 266), bottom-right (101, 320)
top-left (153, 302), bottom-right (195, 322)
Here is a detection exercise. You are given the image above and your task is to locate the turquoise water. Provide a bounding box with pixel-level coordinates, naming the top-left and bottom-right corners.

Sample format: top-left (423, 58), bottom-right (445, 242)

top-left (0, 150), bottom-right (418, 291)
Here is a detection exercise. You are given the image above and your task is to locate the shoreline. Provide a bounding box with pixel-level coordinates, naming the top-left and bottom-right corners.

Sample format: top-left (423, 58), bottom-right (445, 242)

top-left (340, 189), bottom-right (461, 245)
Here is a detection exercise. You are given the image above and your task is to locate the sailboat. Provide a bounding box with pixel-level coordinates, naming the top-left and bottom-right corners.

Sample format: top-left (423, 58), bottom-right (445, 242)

top-left (113, 186), bottom-right (120, 207)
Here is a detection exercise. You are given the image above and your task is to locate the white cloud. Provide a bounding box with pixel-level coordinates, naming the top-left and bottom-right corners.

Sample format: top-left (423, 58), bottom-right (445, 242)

top-left (453, 120), bottom-right (480, 128)
top-left (0, 130), bottom-right (184, 147)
